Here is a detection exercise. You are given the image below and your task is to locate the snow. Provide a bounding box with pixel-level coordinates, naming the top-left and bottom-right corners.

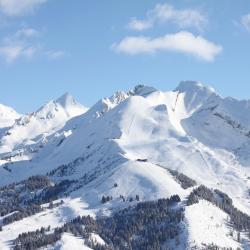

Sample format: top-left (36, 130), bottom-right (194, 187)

top-left (55, 92), bottom-right (87, 117)
top-left (0, 198), bottom-right (95, 249)
top-left (185, 200), bottom-right (240, 249)
top-left (89, 233), bottom-right (105, 246)
top-left (0, 103), bottom-right (21, 128)
top-left (0, 92), bottom-right (87, 154)
top-left (175, 81), bottom-right (217, 115)
top-left (0, 83), bottom-right (250, 249)
top-left (75, 161), bottom-right (188, 213)
top-left (52, 233), bottom-right (92, 250)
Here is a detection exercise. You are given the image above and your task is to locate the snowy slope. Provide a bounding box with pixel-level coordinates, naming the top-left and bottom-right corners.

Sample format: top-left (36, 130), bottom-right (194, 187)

top-left (0, 104), bottom-right (21, 128)
top-left (52, 233), bottom-right (93, 250)
top-left (185, 200), bottom-right (241, 249)
top-left (0, 93), bottom-right (87, 155)
top-left (0, 104), bottom-right (21, 158)
top-left (0, 82), bottom-right (250, 249)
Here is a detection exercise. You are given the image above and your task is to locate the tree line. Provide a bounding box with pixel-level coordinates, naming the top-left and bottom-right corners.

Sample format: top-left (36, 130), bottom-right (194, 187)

top-left (13, 195), bottom-right (183, 250)
top-left (187, 185), bottom-right (250, 240)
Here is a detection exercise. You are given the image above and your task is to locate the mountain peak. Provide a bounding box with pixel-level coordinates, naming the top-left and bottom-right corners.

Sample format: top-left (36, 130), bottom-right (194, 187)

top-left (132, 84), bottom-right (158, 96)
top-left (175, 81), bottom-right (216, 94)
top-left (0, 103), bottom-right (21, 128)
top-left (173, 81), bottom-right (219, 115)
top-left (0, 103), bottom-right (18, 116)
top-left (56, 92), bottom-right (76, 108)
top-left (34, 92), bottom-right (87, 120)
top-left (55, 92), bottom-right (87, 117)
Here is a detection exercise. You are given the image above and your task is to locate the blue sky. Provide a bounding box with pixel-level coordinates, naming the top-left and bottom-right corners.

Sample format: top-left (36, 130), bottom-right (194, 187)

top-left (0, 0), bottom-right (250, 113)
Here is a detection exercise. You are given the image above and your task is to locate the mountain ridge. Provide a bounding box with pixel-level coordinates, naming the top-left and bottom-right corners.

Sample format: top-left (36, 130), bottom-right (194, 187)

top-left (0, 82), bottom-right (249, 249)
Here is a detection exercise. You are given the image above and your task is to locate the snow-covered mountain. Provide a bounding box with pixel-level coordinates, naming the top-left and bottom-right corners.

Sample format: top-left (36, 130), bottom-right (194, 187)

top-left (0, 104), bottom-right (21, 128)
top-left (0, 93), bottom-right (87, 155)
top-left (0, 83), bottom-right (249, 250)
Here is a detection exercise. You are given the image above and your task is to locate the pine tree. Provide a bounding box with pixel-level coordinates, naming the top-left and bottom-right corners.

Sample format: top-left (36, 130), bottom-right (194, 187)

top-left (237, 231), bottom-right (240, 242)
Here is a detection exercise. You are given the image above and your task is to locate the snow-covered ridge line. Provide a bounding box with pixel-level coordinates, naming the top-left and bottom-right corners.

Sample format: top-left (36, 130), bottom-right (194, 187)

top-left (0, 103), bottom-right (21, 129)
top-left (0, 93), bottom-right (87, 154)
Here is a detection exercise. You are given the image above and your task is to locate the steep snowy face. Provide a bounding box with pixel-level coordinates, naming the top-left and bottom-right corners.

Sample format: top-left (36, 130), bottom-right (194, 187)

top-left (175, 81), bottom-right (219, 116)
top-left (56, 92), bottom-right (87, 117)
top-left (88, 85), bottom-right (158, 119)
top-left (181, 87), bottom-right (250, 156)
top-left (36, 92), bottom-right (87, 119)
top-left (82, 85), bottom-right (158, 121)
top-left (118, 95), bottom-right (183, 143)
top-left (87, 91), bottom-right (129, 119)
top-left (0, 93), bottom-right (87, 154)
top-left (215, 97), bottom-right (250, 129)
top-left (0, 104), bottom-right (21, 128)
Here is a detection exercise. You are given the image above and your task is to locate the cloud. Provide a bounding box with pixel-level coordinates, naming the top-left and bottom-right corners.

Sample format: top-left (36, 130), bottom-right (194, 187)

top-left (0, 28), bottom-right (39, 62)
top-left (112, 31), bottom-right (222, 62)
top-left (128, 3), bottom-right (207, 31)
top-left (0, 28), bottom-right (40, 63)
top-left (0, 27), bottom-right (65, 63)
top-left (0, 0), bottom-right (47, 16)
top-left (127, 17), bottom-right (152, 31)
top-left (15, 28), bottom-right (40, 38)
top-left (45, 50), bottom-right (66, 60)
top-left (241, 14), bottom-right (250, 32)
top-left (0, 45), bottom-right (36, 63)
top-left (153, 4), bottom-right (206, 30)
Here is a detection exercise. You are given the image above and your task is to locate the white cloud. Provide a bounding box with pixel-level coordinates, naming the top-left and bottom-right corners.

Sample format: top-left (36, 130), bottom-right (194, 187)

top-left (2, 28), bottom-right (40, 45)
top-left (0, 45), bottom-right (36, 63)
top-left (0, 0), bottom-right (47, 16)
top-left (0, 27), bottom-right (65, 63)
top-left (127, 17), bottom-right (152, 31)
top-left (128, 3), bottom-right (207, 31)
top-left (241, 14), bottom-right (250, 32)
top-left (15, 28), bottom-right (40, 38)
top-left (153, 4), bottom-right (206, 30)
top-left (0, 28), bottom-right (39, 62)
top-left (112, 31), bottom-right (222, 62)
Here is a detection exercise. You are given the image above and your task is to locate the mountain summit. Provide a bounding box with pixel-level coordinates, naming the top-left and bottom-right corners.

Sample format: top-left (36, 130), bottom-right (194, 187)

top-left (175, 80), bottom-right (216, 93)
top-left (36, 92), bottom-right (87, 119)
top-left (55, 92), bottom-right (87, 117)
top-left (0, 93), bottom-right (87, 154)
top-left (0, 104), bottom-right (21, 128)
